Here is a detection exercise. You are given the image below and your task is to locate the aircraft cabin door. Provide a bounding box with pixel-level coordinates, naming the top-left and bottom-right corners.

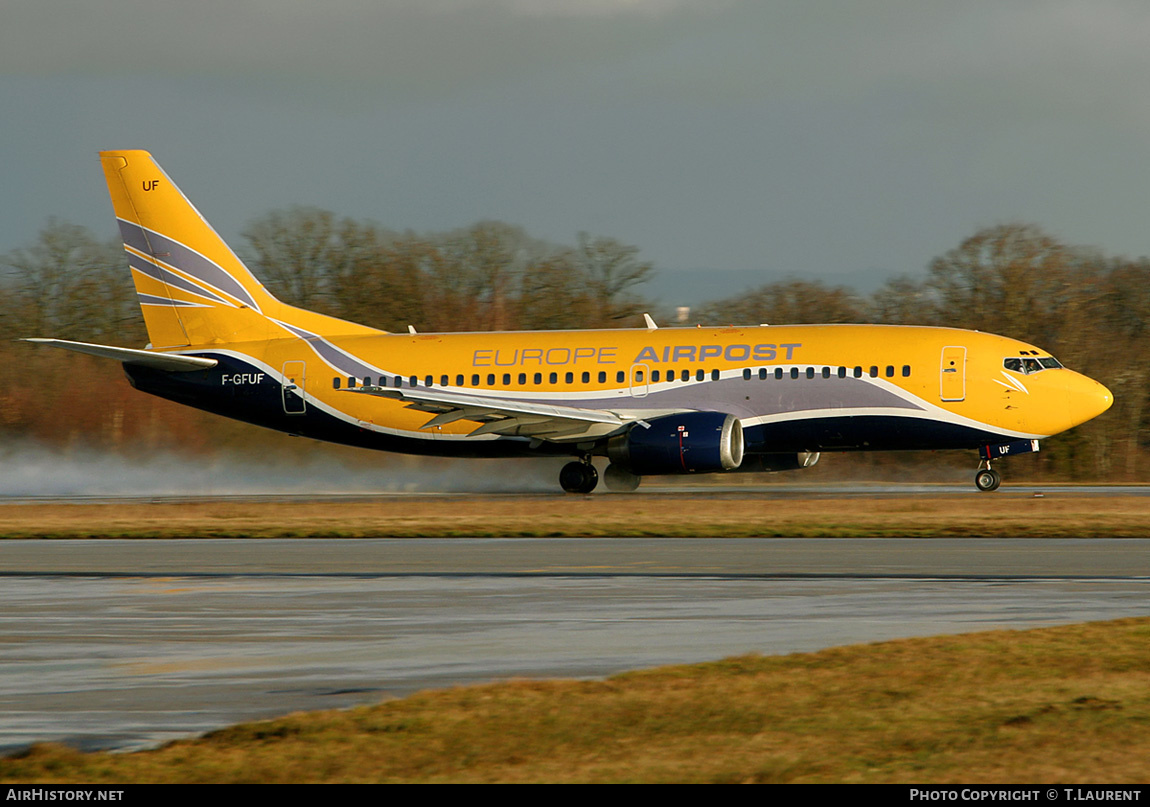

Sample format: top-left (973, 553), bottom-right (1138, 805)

top-left (629, 363), bottom-right (650, 398)
top-left (282, 360), bottom-right (307, 414)
top-left (939, 346), bottom-right (966, 402)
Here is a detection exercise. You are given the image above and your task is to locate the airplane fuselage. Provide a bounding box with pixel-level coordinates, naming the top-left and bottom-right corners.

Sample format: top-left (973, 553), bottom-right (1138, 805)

top-left (122, 322), bottom-right (1109, 462)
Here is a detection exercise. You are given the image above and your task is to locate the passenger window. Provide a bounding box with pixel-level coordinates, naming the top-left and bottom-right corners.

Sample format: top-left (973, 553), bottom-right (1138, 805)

top-left (440, 375), bottom-right (449, 386)
top-left (487, 373), bottom-right (495, 386)
top-left (363, 376), bottom-right (372, 386)
top-left (743, 368), bottom-right (751, 380)
top-left (549, 372), bottom-right (558, 384)
top-left (599, 371), bottom-right (607, 383)
top-left (790, 368), bottom-right (799, 379)
top-left (456, 374), bottom-right (464, 386)
top-left (775, 368), bottom-right (783, 380)
top-left (617, 371), bottom-right (626, 383)
top-left (409, 375), bottom-right (417, 387)
top-left (902, 365), bottom-right (910, 377)
top-left (534, 372), bottom-right (543, 384)
top-left (869, 366), bottom-right (878, 378)
top-left (853, 366), bottom-right (862, 378)
top-left (425, 375), bottom-right (434, 387)
top-left (806, 367), bottom-right (814, 379)
top-left (653, 370), bottom-right (662, 382)
top-left (837, 367), bottom-right (846, 379)
top-left (885, 366), bottom-right (894, 378)
top-left (471, 374), bottom-right (480, 386)
top-left (681, 369), bottom-right (690, 381)
top-left (332, 377), bottom-right (341, 389)
top-left (519, 372), bottom-right (527, 385)
top-left (348, 377), bottom-right (357, 388)
top-left (503, 373), bottom-right (511, 385)
top-left (759, 368), bottom-right (767, 380)
top-left (696, 369), bottom-right (705, 382)
top-left (565, 372), bottom-right (573, 383)
top-left (395, 377), bottom-right (403, 388)
top-left (582, 371), bottom-right (590, 383)
top-left (711, 369), bottom-right (720, 381)
top-left (822, 367), bottom-right (830, 379)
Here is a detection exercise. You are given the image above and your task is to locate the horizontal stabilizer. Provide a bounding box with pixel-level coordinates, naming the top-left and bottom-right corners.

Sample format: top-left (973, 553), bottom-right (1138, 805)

top-left (21, 338), bottom-right (217, 372)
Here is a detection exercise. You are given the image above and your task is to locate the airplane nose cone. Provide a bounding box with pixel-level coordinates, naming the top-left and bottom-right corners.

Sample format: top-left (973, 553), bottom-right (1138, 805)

top-left (1064, 373), bottom-right (1113, 430)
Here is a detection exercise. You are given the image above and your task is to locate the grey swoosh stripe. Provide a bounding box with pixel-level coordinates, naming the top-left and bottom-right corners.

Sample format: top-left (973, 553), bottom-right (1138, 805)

top-left (117, 219), bottom-right (260, 310)
top-left (127, 253), bottom-right (230, 305)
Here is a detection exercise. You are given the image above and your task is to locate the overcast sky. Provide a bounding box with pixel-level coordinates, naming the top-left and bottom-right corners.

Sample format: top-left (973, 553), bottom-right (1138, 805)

top-left (4, 0), bottom-right (1150, 305)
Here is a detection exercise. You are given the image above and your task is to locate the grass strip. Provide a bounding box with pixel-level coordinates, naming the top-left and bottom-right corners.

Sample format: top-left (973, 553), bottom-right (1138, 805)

top-left (5, 493), bottom-right (1150, 539)
top-left (3, 618), bottom-right (1150, 783)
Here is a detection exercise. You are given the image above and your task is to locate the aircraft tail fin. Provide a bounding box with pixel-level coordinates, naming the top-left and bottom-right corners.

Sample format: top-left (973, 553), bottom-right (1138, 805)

top-left (101, 150), bottom-right (281, 347)
top-left (102, 150), bottom-right (383, 348)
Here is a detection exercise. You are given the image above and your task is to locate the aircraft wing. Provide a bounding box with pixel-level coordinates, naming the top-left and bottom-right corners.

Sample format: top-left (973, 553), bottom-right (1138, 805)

top-left (21, 338), bottom-right (218, 372)
top-left (347, 385), bottom-right (637, 441)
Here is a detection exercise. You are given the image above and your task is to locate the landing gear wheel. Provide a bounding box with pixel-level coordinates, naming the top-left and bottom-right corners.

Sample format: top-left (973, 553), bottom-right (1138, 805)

top-left (974, 468), bottom-right (1001, 492)
top-left (560, 461), bottom-right (599, 494)
top-left (603, 463), bottom-right (641, 492)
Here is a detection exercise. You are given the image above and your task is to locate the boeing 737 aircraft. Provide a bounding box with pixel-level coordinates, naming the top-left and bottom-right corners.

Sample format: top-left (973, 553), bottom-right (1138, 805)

top-left (26, 150), bottom-right (1113, 492)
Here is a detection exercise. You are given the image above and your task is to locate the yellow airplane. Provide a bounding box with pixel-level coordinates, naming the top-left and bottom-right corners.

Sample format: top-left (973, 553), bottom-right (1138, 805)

top-left (26, 150), bottom-right (1113, 493)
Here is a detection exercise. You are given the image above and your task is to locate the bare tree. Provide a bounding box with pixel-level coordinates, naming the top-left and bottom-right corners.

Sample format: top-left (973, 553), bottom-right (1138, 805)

top-left (574, 233), bottom-right (655, 326)
top-left (925, 223), bottom-right (1079, 347)
top-left (695, 279), bottom-right (865, 326)
top-left (241, 207), bottom-right (359, 312)
top-left (0, 219), bottom-right (140, 344)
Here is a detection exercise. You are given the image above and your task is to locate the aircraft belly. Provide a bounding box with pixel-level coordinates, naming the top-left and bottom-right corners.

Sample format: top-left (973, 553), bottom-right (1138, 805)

top-left (743, 416), bottom-right (1010, 453)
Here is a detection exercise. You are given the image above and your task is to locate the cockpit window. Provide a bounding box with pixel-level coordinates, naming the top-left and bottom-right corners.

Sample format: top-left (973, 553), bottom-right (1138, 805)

top-left (1004, 356), bottom-right (1063, 374)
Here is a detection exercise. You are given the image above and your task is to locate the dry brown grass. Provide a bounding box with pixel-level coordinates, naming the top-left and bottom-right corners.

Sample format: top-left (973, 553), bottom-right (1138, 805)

top-left (4, 618), bottom-right (1149, 783)
top-left (3, 491), bottom-right (1150, 538)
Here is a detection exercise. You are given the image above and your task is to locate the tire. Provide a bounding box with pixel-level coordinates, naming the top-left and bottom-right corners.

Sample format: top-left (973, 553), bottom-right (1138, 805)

top-left (560, 461), bottom-right (598, 494)
top-left (603, 464), bottom-right (641, 492)
top-left (974, 468), bottom-right (1001, 492)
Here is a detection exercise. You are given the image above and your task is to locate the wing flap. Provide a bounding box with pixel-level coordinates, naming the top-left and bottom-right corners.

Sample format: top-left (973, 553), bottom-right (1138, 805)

top-left (347, 385), bottom-right (628, 442)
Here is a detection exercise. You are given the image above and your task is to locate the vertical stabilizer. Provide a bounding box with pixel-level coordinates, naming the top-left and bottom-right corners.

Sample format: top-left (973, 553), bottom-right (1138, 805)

top-left (101, 150), bottom-right (279, 347)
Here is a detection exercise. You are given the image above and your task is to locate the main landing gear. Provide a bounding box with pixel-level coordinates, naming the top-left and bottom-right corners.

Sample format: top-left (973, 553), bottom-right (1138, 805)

top-left (559, 459), bottom-right (644, 493)
top-left (974, 462), bottom-right (1001, 492)
top-left (559, 458), bottom-right (599, 494)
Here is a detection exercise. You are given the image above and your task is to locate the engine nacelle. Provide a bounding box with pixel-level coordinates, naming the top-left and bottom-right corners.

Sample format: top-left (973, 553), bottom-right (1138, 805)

top-left (607, 412), bottom-right (744, 475)
top-left (732, 452), bottom-right (821, 473)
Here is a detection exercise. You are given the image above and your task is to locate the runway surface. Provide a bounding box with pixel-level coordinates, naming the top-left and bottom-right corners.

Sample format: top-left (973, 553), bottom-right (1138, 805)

top-left (1, 536), bottom-right (1148, 754)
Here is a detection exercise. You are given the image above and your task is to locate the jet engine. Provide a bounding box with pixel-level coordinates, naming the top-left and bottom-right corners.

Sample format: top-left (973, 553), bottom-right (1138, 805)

top-left (607, 412), bottom-right (744, 475)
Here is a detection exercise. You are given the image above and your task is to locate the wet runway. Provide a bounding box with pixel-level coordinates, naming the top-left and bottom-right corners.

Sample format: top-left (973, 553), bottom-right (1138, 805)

top-left (1, 536), bottom-right (1148, 753)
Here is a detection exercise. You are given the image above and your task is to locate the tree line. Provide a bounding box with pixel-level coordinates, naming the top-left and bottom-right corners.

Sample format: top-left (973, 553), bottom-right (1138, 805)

top-left (1, 212), bottom-right (1145, 480)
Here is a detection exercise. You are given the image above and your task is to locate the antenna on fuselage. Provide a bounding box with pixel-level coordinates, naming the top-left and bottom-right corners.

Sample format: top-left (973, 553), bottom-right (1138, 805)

top-left (643, 313), bottom-right (658, 330)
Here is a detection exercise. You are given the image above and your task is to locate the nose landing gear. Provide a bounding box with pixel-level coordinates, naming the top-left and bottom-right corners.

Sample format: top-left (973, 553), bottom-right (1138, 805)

top-left (973, 439), bottom-right (1039, 492)
top-left (974, 463), bottom-right (1001, 492)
